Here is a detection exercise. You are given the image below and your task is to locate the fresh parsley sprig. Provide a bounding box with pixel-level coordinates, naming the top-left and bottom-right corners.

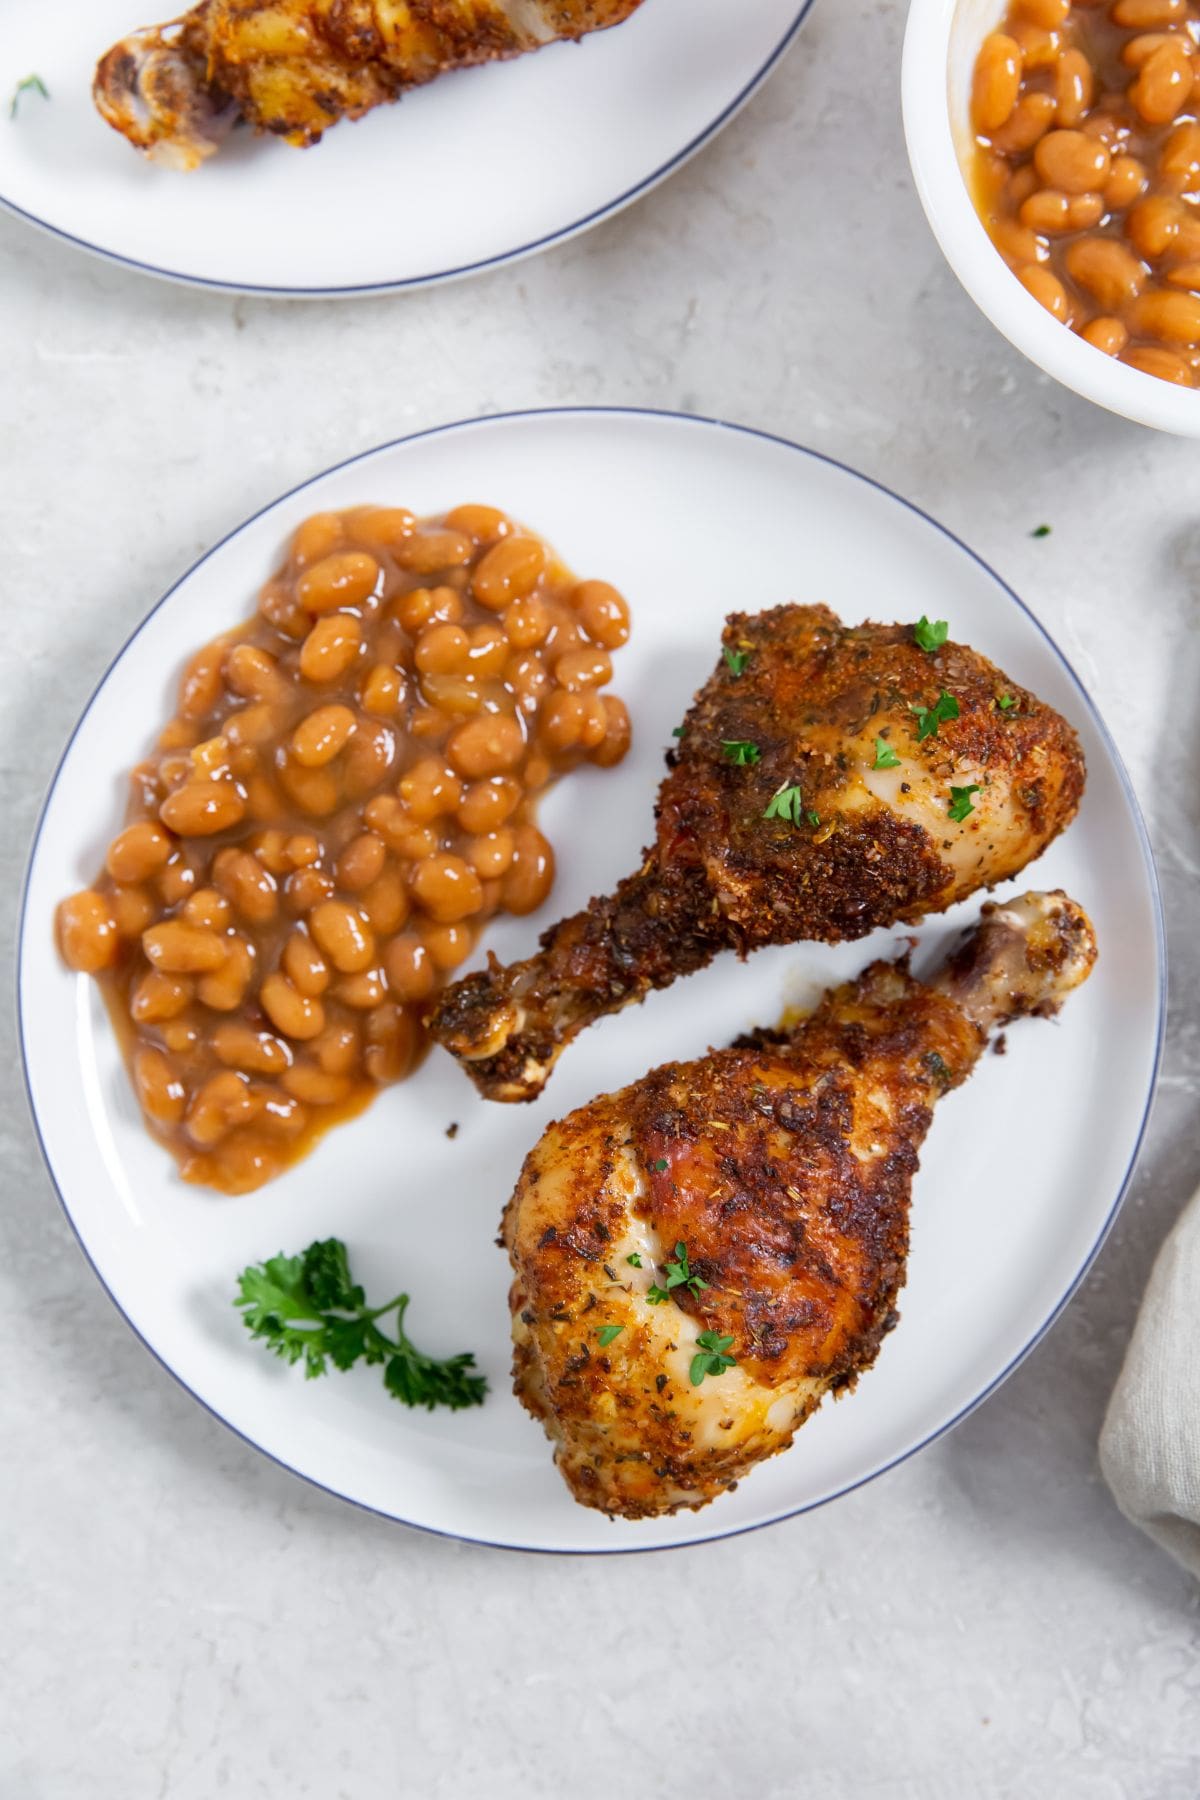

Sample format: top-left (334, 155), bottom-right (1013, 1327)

top-left (763, 784), bottom-right (819, 828)
top-left (997, 693), bottom-right (1017, 713)
top-left (948, 784), bottom-right (981, 822)
top-left (913, 616), bottom-right (948, 653)
top-left (235, 1238), bottom-right (487, 1412)
top-left (646, 1241), bottom-right (710, 1306)
top-left (722, 739), bottom-right (760, 766)
top-left (723, 647), bottom-right (751, 677)
top-left (9, 73), bottom-right (48, 119)
top-left (873, 736), bottom-right (901, 770)
top-left (690, 1332), bottom-right (737, 1386)
top-left (910, 690), bottom-right (960, 742)
top-left (596, 1324), bottom-right (624, 1348)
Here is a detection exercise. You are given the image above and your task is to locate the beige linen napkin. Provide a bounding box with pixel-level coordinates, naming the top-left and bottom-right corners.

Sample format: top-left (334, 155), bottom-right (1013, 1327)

top-left (1100, 1188), bottom-right (1200, 1577)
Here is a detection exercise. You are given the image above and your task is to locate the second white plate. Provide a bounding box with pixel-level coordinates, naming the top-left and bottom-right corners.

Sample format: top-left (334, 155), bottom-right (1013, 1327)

top-left (20, 408), bottom-right (1164, 1552)
top-left (0, 0), bottom-right (811, 294)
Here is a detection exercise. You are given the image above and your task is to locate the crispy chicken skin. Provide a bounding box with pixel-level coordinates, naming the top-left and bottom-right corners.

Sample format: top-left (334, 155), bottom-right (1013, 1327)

top-left (431, 603), bottom-right (1087, 1103)
top-left (94, 0), bottom-right (645, 168)
top-left (504, 890), bottom-right (1097, 1519)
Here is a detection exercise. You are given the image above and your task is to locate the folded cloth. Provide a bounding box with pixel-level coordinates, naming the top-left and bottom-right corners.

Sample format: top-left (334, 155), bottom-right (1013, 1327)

top-left (1100, 1186), bottom-right (1200, 1578)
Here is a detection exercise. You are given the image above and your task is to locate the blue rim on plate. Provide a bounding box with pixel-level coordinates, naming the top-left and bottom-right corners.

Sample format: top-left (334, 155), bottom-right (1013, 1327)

top-left (0, 4), bottom-right (815, 297)
top-left (17, 406), bottom-right (1167, 1554)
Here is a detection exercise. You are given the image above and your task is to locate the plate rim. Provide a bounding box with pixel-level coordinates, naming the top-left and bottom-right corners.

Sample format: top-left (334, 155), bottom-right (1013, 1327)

top-left (0, 3), bottom-right (816, 297)
top-left (17, 404), bottom-right (1168, 1555)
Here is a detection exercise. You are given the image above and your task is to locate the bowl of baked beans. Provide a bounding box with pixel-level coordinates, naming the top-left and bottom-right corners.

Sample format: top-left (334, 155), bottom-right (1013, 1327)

top-left (904, 0), bottom-right (1200, 433)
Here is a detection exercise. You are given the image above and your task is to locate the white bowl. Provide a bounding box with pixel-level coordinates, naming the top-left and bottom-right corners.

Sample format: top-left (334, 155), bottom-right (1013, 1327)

top-left (902, 0), bottom-right (1200, 437)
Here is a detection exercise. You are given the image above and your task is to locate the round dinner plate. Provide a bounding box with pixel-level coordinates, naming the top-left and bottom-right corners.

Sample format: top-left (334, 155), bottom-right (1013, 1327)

top-left (20, 408), bottom-right (1164, 1554)
top-left (0, 1), bottom-right (811, 295)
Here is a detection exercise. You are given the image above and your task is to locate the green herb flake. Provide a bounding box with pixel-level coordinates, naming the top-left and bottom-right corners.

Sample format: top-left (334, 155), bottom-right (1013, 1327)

top-left (672, 725), bottom-right (686, 738)
top-left (910, 690), bottom-right (960, 742)
top-left (723, 647), bottom-right (750, 677)
top-left (626, 1252), bottom-right (643, 1268)
top-left (948, 784), bottom-right (981, 823)
top-left (997, 694), bottom-right (1017, 713)
top-left (763, 784), bottom-right (805, 826)
top-left (9, 73), bottom-right (48, 120)
top-left (805, 810), bottom-right (821, 829)
top-left (690, 1332), bottom-right (738, 1386)
top-left (596, 1325), bottom-right (624, 1348)
top-left (721, 738), bottom-right (761, 766)
top-left (873, 736), bottom-right (901, 770)
top-left (646, 1241), bottom-right (710, 1307)
top-left (1031, 524), bottom-right (1052, 539)
top-left (652, 1157), bottom-right (668, 1174)
top-left (234, 1237), bottom-right (487, 1412)
top-left (913, 616), bottom-right (949, 653)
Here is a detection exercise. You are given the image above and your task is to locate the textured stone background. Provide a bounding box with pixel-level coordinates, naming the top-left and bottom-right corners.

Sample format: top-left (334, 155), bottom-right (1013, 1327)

top-left (2, 2), bottom-right (1198, 1794)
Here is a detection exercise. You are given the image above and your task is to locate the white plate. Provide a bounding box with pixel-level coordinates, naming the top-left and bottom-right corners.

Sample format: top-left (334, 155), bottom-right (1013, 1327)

top-left (0, 1), bottom-right (811, 295)
top-left (20, 409), bottom-right (1164, 1554)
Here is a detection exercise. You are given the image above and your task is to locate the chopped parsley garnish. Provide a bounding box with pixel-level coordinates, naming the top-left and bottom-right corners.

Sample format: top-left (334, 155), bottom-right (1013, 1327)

top-left (806, 809), bottom-right (821, 828)
top-left (763, 784), bottom-right (812, 826)
top-left (1031, 523), bottom-right (1052, 539)
top-left (910, 690), bottom-right (960, 742)
top-left (9, 74), bottom-right (48, 119)
top-left (652, 1157), bottom-right (668, 1173)
top-left (913, 616), bottom-right (948, 653)
top-left (690, 1332), bottom-right (737, 1386)
top-left (646, 1241), bottom-right (710, 1305)
top-left (997, 693), bottom-right (1017, 712)
top-left (596, 1324), bottom-right (624, 1348)
top-left (723, 647), bottom-right (751, 677)
top-left (234, 1237), bottom-right (486, 1412)
top-left (672, 725), bottom-right (686, 738)
top-left (948, 784), bottom-right (981, 822)
top-left (873, 736), bottom-right (901, 770)
top-left (722, 739), bottom-right (761, 766)
top-left (626, 1252), bottom-right (643, 1268)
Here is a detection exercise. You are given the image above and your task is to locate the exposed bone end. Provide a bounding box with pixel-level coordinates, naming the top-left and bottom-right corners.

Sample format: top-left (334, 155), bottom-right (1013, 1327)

top-left (94, 25), bottom-right (236, 170)
top-left (934, 889), bottom-right (1097, 1038)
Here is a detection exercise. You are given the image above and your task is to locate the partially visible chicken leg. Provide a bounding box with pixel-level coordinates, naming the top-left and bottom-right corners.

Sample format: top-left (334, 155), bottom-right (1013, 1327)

top-left (432, 604), bottom-right (1086, 1103)
top-left (504, 889), bottom-right (1097, 1519)
top-left (95, 0), bottom-right (645, 168)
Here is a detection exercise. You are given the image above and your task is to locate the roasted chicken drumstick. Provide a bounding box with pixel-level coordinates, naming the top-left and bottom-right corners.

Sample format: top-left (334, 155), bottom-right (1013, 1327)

top-left (505, 889), bottom-right (1097, 1518)
top-left (432, 603), bottom-right (1086, 1103)
top-left (95, 0), bottom-right (645, 168)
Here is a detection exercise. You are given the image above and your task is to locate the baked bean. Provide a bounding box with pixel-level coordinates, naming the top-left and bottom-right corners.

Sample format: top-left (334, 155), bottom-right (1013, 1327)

top-left (336, 832), bottom-right (387, 891)
top-left (111, 885), bottom-right (157, 939)
top-left (1104, 154), bottom-right (1148, 209)
top-left (212, 1023), bottom-right (292, 1075)
top-left (1017, 0), bottom-right (1069, 26)
top-left (298, 551), bottom-right (380, 614)
top-left (400, 757), bottom-right (462, 822)
top-left (974, 32), bottom-right (1023, 132)
top-left (993, 217), bottom-right (1046, 262)
top-left (1166, 261), bottom-right (1200, 289)
top-left (282, 928), bottom-right (330, 996)
top-left (183, 887), bottom-right (232, 931)
top-left (992, 91), bottom-right (1057, 154)
top-left (260, 973), bottom-right (325, 1040)
top-left (59, 503), bottom-right (630, 1191)
top-left (1130, 38), bottom-right (1192, 123)
top-left (1160, 120), bottom-right (1200, 188)
top-left (446, 713), bottom-right (526, 779)
top-left (334, 968), bottom-right (388, 1009)
top-left (458, 777), bottom-right (523, 833)
top-left (360, 664), bottom-right (403, 716)
top-left (1055, 48), bottom-right (1094, 125)
top-left (143, 921), bottom-right (228, 973)
top-left (1130, 287), bottom-right (1200, 341)
top-left (134, 1047), bottom-right (186, 1126)
top-left (310, 899), bottom-right (376, 973)
top-left (383, 936), bottom-right (435, 1002)
top-left (300, 614), bottom-right (363, 684)
top-left (472, 536), bottom-right (547, 609)
top-left (1034, 129), bottom-right (1109, 193)
top-left (1112, 0), bottom-right (1188, 26)
top-left (1065, 236), bottom-right (1146, 308)
top-left (502, 826), bottom-right (554, 915)
top-left (1127, 193), bottom-right (1182, 258)
top-left (360, 867), bottom-right (409, 934)
top-left (444, 504), bottom-right (511, 542)
top-left (1122, 342), bottom-right (1195, 379)
top-left (410, 854), bottom-right (484, 924)
top-left (213, 847), bottom-right (278, 923)
top-left (160, 781), bottom-right (245, 836)
top-left (1020, 188), bottom-right (1073, 234)
top-left (106, 821), bottom-right (173, 885)
top-left (196, 936), bottom-right (254, 1010)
